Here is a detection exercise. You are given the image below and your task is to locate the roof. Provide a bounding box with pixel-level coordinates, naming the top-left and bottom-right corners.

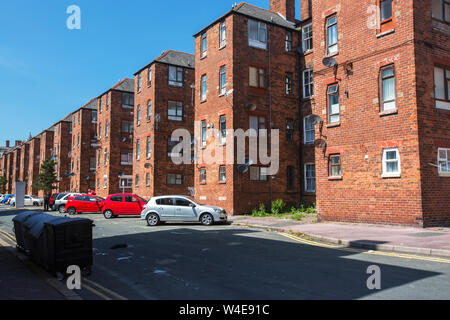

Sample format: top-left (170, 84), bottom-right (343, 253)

top-left (99, 78), bottom-right (134, 97)
top-left (134, 50), bottom-right (195, 75)
top-left (194, 2), bottom-right (297, 37)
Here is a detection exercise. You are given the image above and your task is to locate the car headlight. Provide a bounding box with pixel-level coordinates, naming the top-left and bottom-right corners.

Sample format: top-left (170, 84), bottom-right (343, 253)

top-left (214, 208), bottom-right (222, 213)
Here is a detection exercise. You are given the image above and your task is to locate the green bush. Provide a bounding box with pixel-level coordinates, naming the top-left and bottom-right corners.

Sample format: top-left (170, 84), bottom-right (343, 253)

top-left (271, 199), bottom-right (286, 214)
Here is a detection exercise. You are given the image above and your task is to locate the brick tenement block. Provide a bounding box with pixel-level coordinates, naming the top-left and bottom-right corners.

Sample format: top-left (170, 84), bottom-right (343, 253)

top-left (38, 130), bottom-right (54, 197)
top-left (52, 120), bottom-right (72, 193)
top-left (18, 143), bottom-right (29, 187)
top-left (27, 137), bottom-right (41, 195)
top-left (133, 51), bottom-right (195, 200)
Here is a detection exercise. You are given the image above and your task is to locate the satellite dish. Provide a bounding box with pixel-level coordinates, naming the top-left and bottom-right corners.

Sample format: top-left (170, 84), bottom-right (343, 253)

top-left (237, 165), bottom-right (249, 173)
top-left (245, 158), bottom-right (254, 166)
top-left (322, 57), bottom-right (337, 68)
top-left (310, 115), bottom-right (323, 126)
top-left (314, 139), bottom-right (327, 149)
top-left (121, 137), bottom-right (127, 142)
top-left (246, 104), bottom-right (257, 112)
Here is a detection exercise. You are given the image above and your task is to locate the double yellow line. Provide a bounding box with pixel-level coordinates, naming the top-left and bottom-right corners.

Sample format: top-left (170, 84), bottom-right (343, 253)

top-left (0, 229), bottom-right (127, 300)
top-left (280, 232), bottom-right (450, 264)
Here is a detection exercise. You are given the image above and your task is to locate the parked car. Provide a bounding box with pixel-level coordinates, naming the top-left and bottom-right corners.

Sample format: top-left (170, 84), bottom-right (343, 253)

top-left (55, 193), bottom-right (81, 213)
top-left (141, 196), bottom-right (228, 226)
top-left (10, 195), bottom-right (44, 207)
top-left (51, 193), bottom-right (66, 211)
top-left (101, 193), bottom-right (147, 219)
top-left (65, 195), bottom-right (105, 215)
top-left (0, 195), bottom-right (5, 203)
top-left (2, 195), bottom-right (14, 204)
top-left (49, 193), bottom-right (59, 208)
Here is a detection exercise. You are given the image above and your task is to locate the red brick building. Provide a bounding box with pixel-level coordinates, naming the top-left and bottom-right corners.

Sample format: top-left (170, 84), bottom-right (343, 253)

top-left (133, 50), bottom-right (195, 199)
top-left (303, 0), bottom-right (450, 227)
top-left (193, 2), bottom-right (302, 215)
top-left (10, 145), bottom-right (21, 194)
top-left (27, 137), bottom-right (41, 195)
top-left (52, 117), bottom-right (73, 193)
top-left (69, 100), bottom-right (98, 193)
top-left (37, 130), bottom-right (54, 197)
top-left (18, 141), bottom-right (30, 190)
top-left (95, 79), bottom-right (135, 198)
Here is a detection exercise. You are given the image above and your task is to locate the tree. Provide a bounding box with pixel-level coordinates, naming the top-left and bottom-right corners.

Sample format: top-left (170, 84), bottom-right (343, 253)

top-left (32, 158), bottom-right (57, 193)
top-left (0, 176), bottom-right (7, 194)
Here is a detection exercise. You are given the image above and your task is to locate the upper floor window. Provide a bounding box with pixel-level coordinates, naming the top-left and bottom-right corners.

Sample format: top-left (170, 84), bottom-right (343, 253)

top-left (148, 66), bottom-right (152, 85)
top-left (219, 21), bottom-right (227, 48)
top-left (105, 120), bottom-right (109, 137)
top-left (137, 73), bottom-right (142, 93)
top-left (326, 16), bottom-right (338, 55)
top-left (434, 66), bottom-right (450, 110)
top-left (302, 23), bottom-right (313, 52)
top-left (200, 168), bottom-right (206, 184)
top-left (432, 0), bottom-right (450, 22)
top-left (120, 150), bottom-right (133, 165)
top-left (220, 115), bottom-right (226, 144)
top-left (98, 98), bottom-right (102, 113)
top-left (91, 110), bottom-right (97, 123)
top-left (146, 136), bottom-right (151, 158)
top-left (380, 65), bottom-right (396, 112)
top-left (438, 148), bottom-right (450, 174)
top-left (304, 116), bottom-right (315, 144)
top-left (201, 120), bottom-right (207, 147)
top-left (136, 140), bottom-right (140, 160)
top-left (122, 92), bottom-right (134, 109)
top-left (168, 101), bottom-right (183, 121)
top-left (147, 100), bottom-right (152, 121)
top-left (219, 66), bottom-right (227, 95)
top-left (136, 105), bottom-right (141, 125)
top-left (285, 31), bottom-right (292, 52)
top-left (98, 123), bottom-right (102, 139)
top-left (329, 154), bottom-right (342, 177)
top-left (248, 19), bottom-right (267, 49)
top-left (121, 120), bottom-right (133, 133)
top-left (327, 84), bottom-right (340, 123)
top-left (380, 0), bottom-right (393, 22)
top-left (201, 74), bottom-right (207, 101)
top-left (201, 33), bottom-right (207, 58)
top-left (285, 73), bottom-right (293, 95)
top-left (106, 93), bottom-right (110, 109)
top-left (167, 173), bottom-right (183, 185)
top-left (303, 69), bottom-right (314, 98)
top-left (104, 148), bottom-right (108, 166)
top-left (169, 66), bottom-right (184, 87)
top-left (249, 67), bottom-right (266, 88)
top-left (219, 166), bottom-right (226, 183)
top-left (249, 115), bottom-right (266, 137)
top-left (250, 166), bottom-right (268, 181)
top-left (286, 119), bottom-right (294, 141)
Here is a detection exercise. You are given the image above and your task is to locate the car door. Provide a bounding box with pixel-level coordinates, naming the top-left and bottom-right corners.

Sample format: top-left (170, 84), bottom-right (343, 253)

top-left (109, 195), bottom-right (124, 214)
top-left (24, 196), bottom-right (32, 206)
top-left (156, 198), bottom-right (176, 220)
top-left (123, 195), bottom-right (142, 215)
top-left (174, 198), bottom-right (197, 220)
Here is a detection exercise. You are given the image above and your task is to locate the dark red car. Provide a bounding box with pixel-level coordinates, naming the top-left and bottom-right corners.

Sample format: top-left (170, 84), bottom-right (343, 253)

top-left (101, 193), bottom-right (147, 219)
top-left (65, 195), bottom-right (105, 215)
top-left (49, 193), bottom-right (59, 207)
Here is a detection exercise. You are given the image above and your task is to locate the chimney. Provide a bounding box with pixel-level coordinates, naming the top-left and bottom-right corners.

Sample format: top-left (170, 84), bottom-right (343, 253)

top-left (270, 0), bottom-right (296, 22)
top-left (300, 0), bottom-right (312, 21)
top-left (15, 140), bottom-right (21, 146)
top-left (5, 140), bottom-right (10, 148)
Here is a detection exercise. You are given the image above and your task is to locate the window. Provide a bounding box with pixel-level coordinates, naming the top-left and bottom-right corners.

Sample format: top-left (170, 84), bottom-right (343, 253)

top-left (438, 148), bottom-right (450, 174)
top-left (99, 98), bottom-right (102, 113)
top-left (380, 0), bottom-right (393, 22)
top-left (305, 164), bottom-right (316, 192)
top-left (200, 168), bottom-right (206, 184)
top-left (219, 66), bottom-right (227, 95)
top-left (168, 101), bottom-right (183, 121)
top-left (434, 66), bottom-right (450, 110)
top-left (249, 116), bottom-right (266, 137)
top-left (148, 66), bottom-right (152, 85)
top-left (77, 133), bottom-right (80, 147)
top-left (135, 175), bottom-right (140, 186)
top-left (250, 167), bottom-right (268, 181)
top-left (106, 93), bottom-right (109, 108)
top-left (137, 73), bottom-right (142, 92)
top-left (168, 138), bottom-right (182, 157)
top-left (201, 74), bottom-right (207, 101)
top-left (220, 115), bottom-right (226, 144)
top-left (326, 16), bottom-right (338, 55)
top-left (304, 116), bottom-right (315, 144)
top-left (286, 119), bottom-right (294, 141)
top-left (146, 173), bottom-right (151, 186)
top-left (121, 120), bottom-right (133, 133)
top-left (382, 148), bottom-right (401, 177)
top-left (327, 84), bottom-right (340, 124)
top-left (97, 150), bottom-right (101, 167)
top-left (120, 150), bottom-right (133, 165)
top-left (219, 166), bottom-right (226, 182)
top-left (249, 67), bottom-right (266, 88)
top-left (302, 23), bottom-right (313, 52)
top-left (285, 31), bottom-right (292, 52)
top-left (287, 166), bottom-right (295, 189)
top-left (285, 73), bottom-right (293, 95)
top-left (147, 137), bottom-right (152, 159)
top-left (147, 100), bottom-right (152, 121)
top-left (303, 69), bottom-right (314, 98)
top-left (122, 92), bottom-right (134, 109)
top-left (248, 19), bottom-right (267, 49)
top-left (105, 120), bottom-right (109, 137)
top-left (432, 0), bottom-right (450, 22)
top-left (110, 195), bottom-right (123, 202)
top-left (167, 173), bottom-right (183, 185)
top-left (156, 198), bottom-right (174, 206)
top-left (169, 66), bottom-right (184, 87)
top-left (103, 175), bottom-right (107, 188)
top-left (119, 178), bottom-right (132, 189)
top-left (219, 21), bottom-right (226, 47)
top-left (136, 140), bottom-right (140, 160)
top-left (201, 120), bottom-right (207, 147)
top-left (89, 157), bottom-right (96, 172)
top-left (380, 66), bottom-right (396, 112)
top-left (69, 122), bottom-right (72, 134)
top-left (201, 33), bottom-right (207, 58)
top-left (104, 149), bottom-right (108, 166)
top-left (136, 105), bottom-right (141, 125)
top-left (91, 110), bottom-right (97, 123)
top-left (329, 154), bottom-right (342, 177)
top-left (98, 123), bottom-right (102, 139)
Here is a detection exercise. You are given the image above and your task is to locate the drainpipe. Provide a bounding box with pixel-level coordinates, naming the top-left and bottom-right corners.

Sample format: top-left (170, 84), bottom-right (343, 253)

top-left (268, 25), bottom-right (273, 210)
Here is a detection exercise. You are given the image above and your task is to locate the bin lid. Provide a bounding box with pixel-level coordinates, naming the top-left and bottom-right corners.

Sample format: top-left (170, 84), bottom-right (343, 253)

top-left (23, 214), bottom-right (67, 239)
top-left (45, 217), bottom-right (93, 227)
top-left (12, 211), bottom-right (43, 224)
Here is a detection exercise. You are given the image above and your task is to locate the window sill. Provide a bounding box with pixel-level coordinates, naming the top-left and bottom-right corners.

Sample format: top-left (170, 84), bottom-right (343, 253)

top-left (376, 29), bottom-right (395, 38)
top-left (200, 53), bottom-right (207, 60)
top-left (219, 44), bottom-right (226, 50)
top-left (303, 49), bottom-right (314, 56)
top-left (382, 173), bottom-right (401, 179)
top-left (380, 109), bottom-right (398, 117)
top-left (439, 173), bottom-right (450, 177)
top-left (200, 99), bottom-right (207, 104)
top-left (325, 51), bottom-right (339, 58)
top-left (327, 122), bottom-right (341, 128)
top-left (328, 176), bottom-right (342, 181)
top-left (219, 181), bottom-right (227, 184)
top-left (304, 191), bottom-right (316, 194)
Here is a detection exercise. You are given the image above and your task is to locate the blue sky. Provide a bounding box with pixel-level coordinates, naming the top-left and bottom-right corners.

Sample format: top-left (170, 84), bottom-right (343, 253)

top-left (0, 0), bottom-right (294, 143)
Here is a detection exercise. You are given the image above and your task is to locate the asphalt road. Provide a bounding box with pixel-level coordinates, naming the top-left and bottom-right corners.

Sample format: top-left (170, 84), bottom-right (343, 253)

top-left (1, 204), bottom-right (449, 300)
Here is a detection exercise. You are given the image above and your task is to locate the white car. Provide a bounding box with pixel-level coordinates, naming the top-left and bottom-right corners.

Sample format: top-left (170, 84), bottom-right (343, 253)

top-left (10, 195), bottom-right (44, 207)
top-left (55, 193), bottom-right (82, 213)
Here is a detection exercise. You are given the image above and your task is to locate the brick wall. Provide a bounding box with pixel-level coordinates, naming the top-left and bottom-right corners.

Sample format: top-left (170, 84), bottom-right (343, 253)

top-left (53, 121), bottom-right (72, 193)
top-left (38, 130), bottom-right (55, 197)
top-left (27, 137), bottom-right (40, 195)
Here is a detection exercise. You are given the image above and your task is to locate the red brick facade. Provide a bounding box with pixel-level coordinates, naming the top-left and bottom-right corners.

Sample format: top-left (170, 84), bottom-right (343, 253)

top-left (27, 137), bottom-right (41, 195)
top-left (37, 130), bottom-right (54, 197)
top-left (53, 120), bottom-right (73, 193)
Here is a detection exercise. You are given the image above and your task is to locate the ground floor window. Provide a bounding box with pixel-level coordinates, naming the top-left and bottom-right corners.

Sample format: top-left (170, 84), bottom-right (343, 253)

top-left (250, 166), bottom-right (267, 181)
top-left (167, 174), bottom-right (183, 185)
top-left (382, 148), bottom-right (401, 177)
top-left (304, 163), bottom-right (316, 192)
top-left (438, 148), bottom-right (450, 174)
top-left (329, 154), bottom-right (342, 177)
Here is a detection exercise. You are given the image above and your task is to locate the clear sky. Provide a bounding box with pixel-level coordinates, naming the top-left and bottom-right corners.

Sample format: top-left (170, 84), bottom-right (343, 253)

top-left (1, 0), bottom-right (288, 144)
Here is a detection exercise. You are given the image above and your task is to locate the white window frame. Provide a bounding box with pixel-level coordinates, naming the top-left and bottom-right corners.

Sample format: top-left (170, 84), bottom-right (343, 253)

top-left (169, 66), bottom-right (184, 87)
top-left (382, 148), bottom-right (401, 178)
top-left (219, 66), bottom-right (227, 96)
top-left (303, 69), bottom-right (314, 98)
top-left (219, 21), bottom-right (226, 48)
top-left (302, 23), bottom-right (313, 53)
top-left (328, 84), bottom-right (340, 124)
top-left (304, 116), bottom-right (315, 144)
top-left (438, 148), bottom-right (450, 175)
top-left (201, 33), bottom-right (207, 58)
top-left (201, 74), bottom-right (207, 101)
top-left (248, 19), bottom-right (267, 49)
top-left (434, 66), bottom-right (450, 110)
top-left (326, 16), bottom-right (338, 56)
top-left (304, 163), bottom-right (316, 193)
top-left (432, 0), bottom-right (450, 22)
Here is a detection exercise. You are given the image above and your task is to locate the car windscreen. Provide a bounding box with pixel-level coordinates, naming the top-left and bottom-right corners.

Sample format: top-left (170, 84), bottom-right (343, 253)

top-left (56, 193), bottom-right (67, 200)
top-left (134, 195), bottom-right (147, 202)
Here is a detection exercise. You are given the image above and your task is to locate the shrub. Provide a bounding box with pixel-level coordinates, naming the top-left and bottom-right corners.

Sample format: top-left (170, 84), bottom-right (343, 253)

top-left (271, 199), bottom-right (286, 214)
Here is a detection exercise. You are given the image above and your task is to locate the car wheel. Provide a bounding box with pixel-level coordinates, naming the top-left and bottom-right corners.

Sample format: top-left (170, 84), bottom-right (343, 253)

top-left (58, 205), bottom-right (66, 214)
top-left (67, 207), bottom-right (76, 215)
top-left (33, 201), bottom-right (38, 206)
top-left (200, 213), bottom-right (214, 226)
top-left (103, 210), bottom-right (114, 219)
top-left (146, 213), bottom-right (160, 226)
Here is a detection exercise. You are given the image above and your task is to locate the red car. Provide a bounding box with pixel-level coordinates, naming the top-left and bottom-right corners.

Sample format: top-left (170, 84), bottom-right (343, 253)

top-left (65, 195), bottom-right (105, 215)
top-left (49, 193), bottom-right (59, 207)
top-left (101, 193), bottom-right (147, 219)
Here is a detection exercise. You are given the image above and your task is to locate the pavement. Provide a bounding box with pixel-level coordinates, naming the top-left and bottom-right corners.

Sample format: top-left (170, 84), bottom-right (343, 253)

top-left (230, 216), bottom-right (450, 258)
